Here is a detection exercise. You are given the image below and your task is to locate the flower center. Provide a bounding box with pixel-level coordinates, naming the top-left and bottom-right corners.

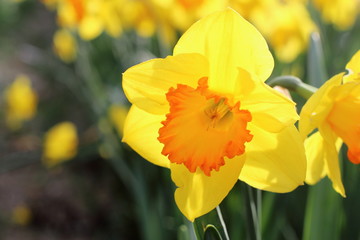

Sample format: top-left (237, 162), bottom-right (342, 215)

top-left (158, 77), bottom-right (253, 176)
top-left (327, 94), bottom-right (360, 164)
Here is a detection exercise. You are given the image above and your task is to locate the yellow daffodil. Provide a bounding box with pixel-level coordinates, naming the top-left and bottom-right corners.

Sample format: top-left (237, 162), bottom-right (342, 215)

top-left (4, 75), bottom-right (38, 130)
top-left (312, 0), bottom-right (359, 30)
top-left (299, 50), bottom-right (360, 197)
top-left (122, 9), bottom-right (306, 221)
top-left (42, 122), bottom-right (78, 167)
top-left (53, 28), bottom-right (77, 62)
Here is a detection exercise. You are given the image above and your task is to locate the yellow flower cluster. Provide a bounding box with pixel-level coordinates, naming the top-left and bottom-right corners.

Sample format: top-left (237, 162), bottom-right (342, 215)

top-left (45, 0), bottom-right (358, 63)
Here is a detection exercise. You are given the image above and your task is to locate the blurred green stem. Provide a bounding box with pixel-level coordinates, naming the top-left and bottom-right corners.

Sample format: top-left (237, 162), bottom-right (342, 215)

top-left (77, 40), bottom-right (163, 240)
top-left (257, 189), bottom-right (262, 240)
top-left (247, 186), bottom-right (262, 240)
top-left (267, 76), bottom-right (318, 99)
top-left (76, 41), bottom-right (137, 188)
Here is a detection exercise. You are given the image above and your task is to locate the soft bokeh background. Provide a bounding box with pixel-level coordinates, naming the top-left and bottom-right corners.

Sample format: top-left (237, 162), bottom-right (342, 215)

top-left (0, 0), bottom-right (359, 239)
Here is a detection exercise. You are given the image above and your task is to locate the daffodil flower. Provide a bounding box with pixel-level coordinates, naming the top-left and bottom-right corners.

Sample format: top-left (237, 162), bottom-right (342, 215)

top-left (122, 9), bottom-right (306, 221)
top-left (299, 50), bottom-right (360, 197)
top-left (312, 0), bottom-right (359, 30)
top-left (4, 75), bottom-right (38, 130)
top-left (42, 122), bottom-right (79, 168)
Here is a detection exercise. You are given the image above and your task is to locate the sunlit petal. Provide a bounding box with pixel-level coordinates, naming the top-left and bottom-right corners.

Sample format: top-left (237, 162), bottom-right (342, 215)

top-left (319, 124), bottom-right (346, 197)
top-left (299, 73), bottom-right (343, 139)
top-left (174, 8), bottom-right (273, 94)
top-left (238, 75), bottom-right (298, 132)
top-left (122, 106), bottom-right (169, 168)
top-left (304, 131), bottom-right (326, 184)
top-left (171, 154), bottom-right (246, 221)
top-left (239, 123), bottom-right (306, 192)
top-left (123, 53), bottom-right (208, 114)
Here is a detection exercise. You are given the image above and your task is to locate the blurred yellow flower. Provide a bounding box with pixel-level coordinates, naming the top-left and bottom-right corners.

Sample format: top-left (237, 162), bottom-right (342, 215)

top-left (53, 28), bottom-right (77, 62)
top-left (229, 0), bottom-right (262, 20)
top-left (142, 0), bottom-right (226, 45)
top-left (55, 0), bottom-right (124, 40)
top-left (109, 104), bottom-right (128, 136)
top-left (123, 9), bottom-right (306, 221)
top-left (232, 0), bottom-right (317, 62)
top-left (312, 0), bottom-right (359, 30)
top-left (121, 0), bottom-right (156, 38)
top-left (11, 205), bottom-right (32, 226)
top-left (42, 122), bottom-right (78, 167)
top-left (4, 75), bottom-right (38, 130)
top-left (299, 50), bottom-right (360, 197)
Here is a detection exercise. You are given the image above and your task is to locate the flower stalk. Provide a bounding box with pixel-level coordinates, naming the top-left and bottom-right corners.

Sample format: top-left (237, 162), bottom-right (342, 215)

top-left (193, 206), bottom-right (229, 240)
top-left (267, 75), bottom-right (318, 99)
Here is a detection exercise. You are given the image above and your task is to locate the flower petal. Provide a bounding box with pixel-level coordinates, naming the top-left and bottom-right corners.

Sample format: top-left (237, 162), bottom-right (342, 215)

top-left (122, 106), bottom-right (170, 168)
top-left (239, 123), bottom-right (306, 192)
top-left (122, 53), bottom-right (208, 114)
top-left (319, 124), bottom-right (346, 197)
top-left (171, 155), bottom-right (246, 221)
top-left (304, 131), bottom-right (326, 184)
top-left (173, 8), bottom-right (273, 94)
top-left (299, 73), bottom-right (343, 139)
top-left (238, 73), bottom-right (298, 132)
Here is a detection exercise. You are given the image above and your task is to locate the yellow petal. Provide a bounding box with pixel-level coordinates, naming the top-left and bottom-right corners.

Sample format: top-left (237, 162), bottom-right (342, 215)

top-left (299, 73), bottom-right (343, 139)
top-left (122, 106), bottom-right (170, 168)
top-left (239, 123), bottom-right (306, 193)
top-left (239, 75), bottom-right (298, 132)
top-left (122, 53), bottom-right (208, 114)
top-left (344, 50), bottom-right (360, 83)
top-left (171, 155), bottom-right (246, 221)
top-left (173, 8), bottom-right (274, 94)
top-left (304, 131), bottom-right (326, 184)
top-left (319, 124), bottom-right (345, 197)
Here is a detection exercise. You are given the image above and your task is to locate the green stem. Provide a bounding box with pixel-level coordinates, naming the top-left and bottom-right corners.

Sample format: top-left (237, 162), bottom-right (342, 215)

top-left (267, 76), bottom-right (318, 100)
top-left (247, 186), bottom-right (261, 240)
top-left (193, 206), bottom-right (229, 240)
top-left (257, 189), bottom-right (262, 240)
top-left (216, 206), bottom-right (230, 240)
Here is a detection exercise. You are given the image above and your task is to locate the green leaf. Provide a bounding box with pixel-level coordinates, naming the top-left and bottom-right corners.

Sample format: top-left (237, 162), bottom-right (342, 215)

top-left (302, 178), bottom-right (344, 240)
top-left (307, 32), bottom-right (328, 87)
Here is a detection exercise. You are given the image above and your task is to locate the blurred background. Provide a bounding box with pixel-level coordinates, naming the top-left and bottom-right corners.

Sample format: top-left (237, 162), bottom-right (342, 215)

top-left (0, 0), bottom-right (359, 239)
